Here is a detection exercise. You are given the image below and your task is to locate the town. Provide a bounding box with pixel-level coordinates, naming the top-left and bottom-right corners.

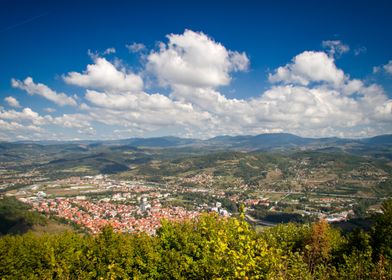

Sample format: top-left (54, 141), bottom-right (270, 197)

top-left (2, 172), bottom-right (379, 234)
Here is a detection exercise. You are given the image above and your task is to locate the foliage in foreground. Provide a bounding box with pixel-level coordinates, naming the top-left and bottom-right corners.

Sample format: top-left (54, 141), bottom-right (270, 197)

top-left (1, 200), bottom-right (392, 279)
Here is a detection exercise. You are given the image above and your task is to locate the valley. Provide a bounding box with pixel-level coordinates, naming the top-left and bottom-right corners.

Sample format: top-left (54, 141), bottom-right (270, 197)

top-left (1, 133), bottom-right (391, 234)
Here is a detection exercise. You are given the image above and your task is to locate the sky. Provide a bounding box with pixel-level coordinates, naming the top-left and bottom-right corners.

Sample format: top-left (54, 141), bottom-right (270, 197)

top-left (0, 0), bottom-right (392, 141)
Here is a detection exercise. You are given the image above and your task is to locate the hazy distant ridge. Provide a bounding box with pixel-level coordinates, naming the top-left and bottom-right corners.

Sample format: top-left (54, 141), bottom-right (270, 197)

top-left (4, 133), bottom-right (392, 151)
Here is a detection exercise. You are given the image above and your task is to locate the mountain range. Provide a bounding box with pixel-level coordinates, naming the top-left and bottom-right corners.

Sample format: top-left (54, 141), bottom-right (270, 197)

top-left (4, 133), bottom-right (392, 151)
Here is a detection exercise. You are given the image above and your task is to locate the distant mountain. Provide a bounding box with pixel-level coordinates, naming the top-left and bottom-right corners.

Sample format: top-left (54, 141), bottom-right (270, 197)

top-left (1, 133), bottom-right (391, 151)
top-left (206, 133), bottom-right (312, 149)
top-left (1, 133), bottom-right (392, 177)
top-left (361, 134), bottom-right (392, 145)
top-left (115, 136), bottom-right (200, 148)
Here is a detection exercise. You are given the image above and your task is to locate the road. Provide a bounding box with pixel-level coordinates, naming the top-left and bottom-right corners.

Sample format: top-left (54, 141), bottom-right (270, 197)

top-left (245, 214), bottom-right (276, 227)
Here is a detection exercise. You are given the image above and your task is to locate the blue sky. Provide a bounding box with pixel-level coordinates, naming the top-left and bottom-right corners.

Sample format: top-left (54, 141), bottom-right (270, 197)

top-left (0, 0), bottom-right (391, 141)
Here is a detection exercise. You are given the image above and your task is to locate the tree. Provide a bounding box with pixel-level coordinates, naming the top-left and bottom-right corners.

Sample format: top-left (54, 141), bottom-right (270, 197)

top-left (303, 220), bottom-right (342, 274)
top-left (372, 199), bottom-right (392, 260)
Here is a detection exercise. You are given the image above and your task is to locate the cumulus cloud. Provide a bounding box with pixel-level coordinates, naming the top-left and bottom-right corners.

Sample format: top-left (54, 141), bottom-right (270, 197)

top-left (268, 51), bottom-right (346, 86)
top-left (342, 79), bottom-right (364, 95)
top-left (11, 77), bottom-right (77, 106)
top-left (147, 29), bottom-right (249, 88)
top-left (3, 30), bottom-right (392, 140)
top-left (170, 81), bottom-right (391, 138)
top-left (0, 106), bottom-right (96, 140)
top-left (267, 72), bottom-right (391, 136)
top-left (4, 96), bottom-right (21, 108)
top-left (0, 107), bottom-right (48, 125)
top-left (63, 57), bottom-right (143, 92)
top-left (0, 119), bottom-right (44, 141)
top-left (103, 47), bottom-right (116, 55)
top-left (126, 42), bottom-right (146, 53)
top-left (82, 88), bottom-right (213, 134)
top-left (51, 113), bottom-right (95, 135)
top-left (0, 107), bottom-right (91, 129)
top-left (322, 40), bottom-right (350, 57)
top-left (255, 86), bottom-right (363, 129)
top-left (383, 60), bottom-right (392, 74)
top-left (373, 60), bottom-right (392, 75)
top-left (85, 90), bottom-right (170, 110)
top-left (168, 47), bottom-right (391, 138)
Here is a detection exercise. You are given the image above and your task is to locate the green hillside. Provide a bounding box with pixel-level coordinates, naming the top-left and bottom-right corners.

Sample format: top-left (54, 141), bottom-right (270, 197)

top-left (0, 197), bottom-right (74, 236)
top-left (1, 200), bottom-right (392, 279)
top-left (117, 150), bottom-right (392, 197)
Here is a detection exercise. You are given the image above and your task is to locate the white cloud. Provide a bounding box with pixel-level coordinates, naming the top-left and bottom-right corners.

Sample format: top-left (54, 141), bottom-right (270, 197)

top-left (254, 86), bottom-right (364, 129)
top-left (342, 79), bottom-right (364, 95)
top-left (103, 47), bottom-right (116, 55)
top-left (170, 84), bottom-right (361, 138)
top-left (168, 47), bottom-right (392, 138)
top-left (229, 51), bottom-right (250, 71)
top-left (83, 89), bottom-right (212, 132)
top-left (375, 100), bottom-right (392, 120)
top-left (51, 113), bottom-right (95, 135)
top-left (147, 29), bottom-right (249, 88)
top-left (3, 30), bottom-right (392, 140)
top-left (0, 107), bottom-right (96, 141)
top-left (85, 90), bottom-right (170, 110)
top-left (0, 119), bottom-right (44, 141)
top-left (11, 77), bottom-right (77, 106)
top-left (383, 60), bottom-right (392, 74)
top-left (63, 57), bottom-right (143, 92)
top-left (126, 42), bottom-right (146, 53)
top-left (44, 107), bottom-right (56, 113)
top-left (354, 46), bottom-right (367, 56)
top-left (373, 60), bottom-right (392, 75)
top-left (322, 40), bottom-right (350, 57)
top-left (268, 51), bottom-right (346, 86)
top-left (4, 96), bottom-right (21, 108)
top-left (0, 107), bottom-right (47, 125)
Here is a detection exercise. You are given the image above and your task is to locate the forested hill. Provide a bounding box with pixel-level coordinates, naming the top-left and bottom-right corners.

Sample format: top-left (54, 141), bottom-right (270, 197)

top-left (0, 197), bottom-right (75, 236)
top-left (1, 200), bottom-right (392, 279)
top-left (5, 133), bottom-right (392, 151)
